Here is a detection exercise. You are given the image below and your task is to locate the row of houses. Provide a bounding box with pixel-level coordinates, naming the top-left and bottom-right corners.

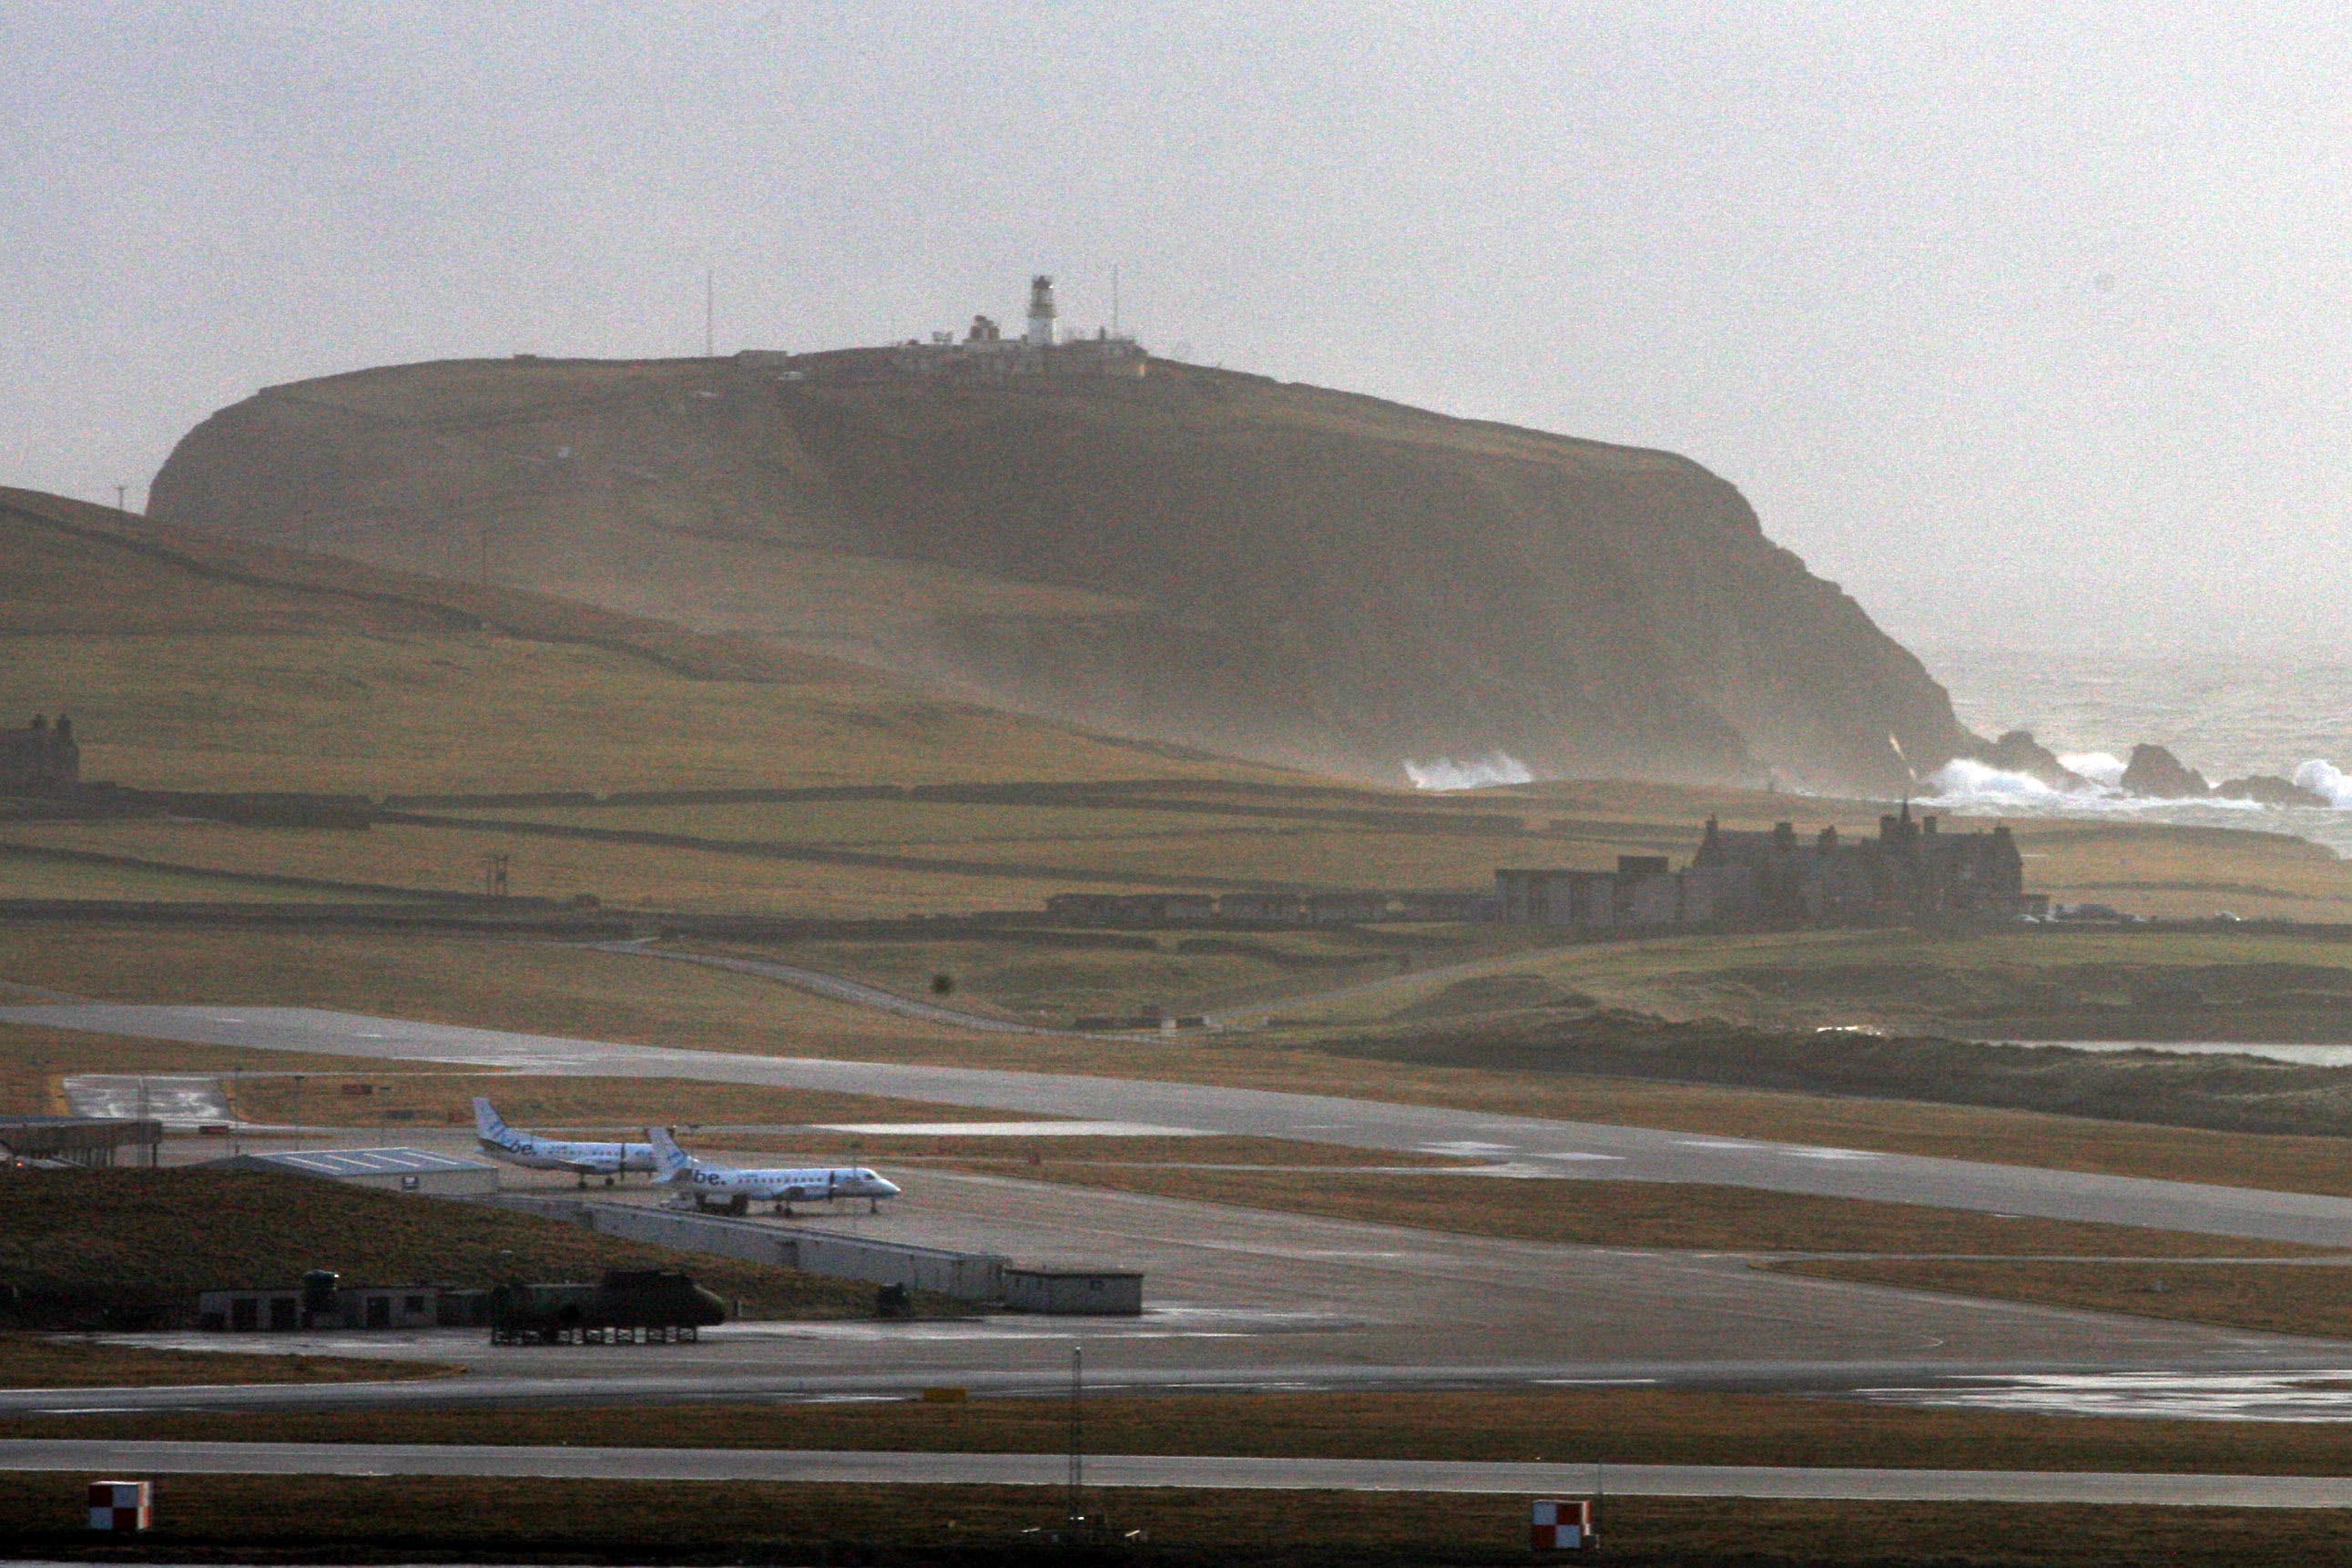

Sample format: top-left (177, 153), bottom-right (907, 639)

top-left (1044, 889), bottom-right (1494, 927)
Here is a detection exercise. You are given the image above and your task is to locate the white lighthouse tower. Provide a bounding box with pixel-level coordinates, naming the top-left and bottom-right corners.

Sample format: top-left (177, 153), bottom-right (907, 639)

top-left (1024, 274), bottom-right (1059, 347)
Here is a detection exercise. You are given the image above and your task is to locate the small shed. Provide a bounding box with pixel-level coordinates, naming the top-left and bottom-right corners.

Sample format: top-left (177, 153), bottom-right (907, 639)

top-left (201, 1147), bottom-right (500, 1196)
top-left (1001, 1268), bottom-right (1144, 1316)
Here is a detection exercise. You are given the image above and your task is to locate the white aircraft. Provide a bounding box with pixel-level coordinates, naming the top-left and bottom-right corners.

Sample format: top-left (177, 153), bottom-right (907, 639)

top-left (473, 1097), bottom-right (655, 1186)
top-left (650, 1125), bottom-right (901, 1215)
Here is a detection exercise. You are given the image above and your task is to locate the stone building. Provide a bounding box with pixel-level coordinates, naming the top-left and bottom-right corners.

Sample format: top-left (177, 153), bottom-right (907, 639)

top-left (1497, 804), bottom-right (2027, 931)
top-left (1690, 803), bottom-right (2024, 924)
top-left (0, 714), bottom-right (79, 794)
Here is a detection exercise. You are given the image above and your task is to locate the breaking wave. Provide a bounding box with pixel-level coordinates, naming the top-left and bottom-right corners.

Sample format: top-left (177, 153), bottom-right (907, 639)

top-left (1918, 759), bottom-right (2264, 813)
top-left (2057, 750), bottom-right (2127, 788)
top-left (2295, 759), bottom-right (2352, 807)
top-left (1404, 750), bottom-right (1534, 791)
top-left (1913, 759), bottom-right (2352, 816)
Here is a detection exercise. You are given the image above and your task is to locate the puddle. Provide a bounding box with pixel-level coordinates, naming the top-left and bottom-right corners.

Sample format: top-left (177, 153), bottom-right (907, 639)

top-left (1856, 1369), bottom-right (2352, 1421)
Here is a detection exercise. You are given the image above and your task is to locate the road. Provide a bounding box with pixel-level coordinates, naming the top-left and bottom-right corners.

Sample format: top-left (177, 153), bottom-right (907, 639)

top-left (589, 942), bottom-right (1093, 1037)
top-left (5, 1440), bottom-right (2352, 1506)
top-left (13, 1000), bottom-right (2352, 1246)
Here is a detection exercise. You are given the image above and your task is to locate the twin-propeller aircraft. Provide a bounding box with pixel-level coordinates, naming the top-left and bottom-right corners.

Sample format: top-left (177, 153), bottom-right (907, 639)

top-left (650, 1125), bottom-right (901, 1216)
top-left (472, 1097), bottom-right (901, 1215)
top-left (473, 1098), bottom-right (653, 1186)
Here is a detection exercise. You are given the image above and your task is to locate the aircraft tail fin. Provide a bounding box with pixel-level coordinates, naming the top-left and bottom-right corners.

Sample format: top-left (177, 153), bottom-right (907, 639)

top-left (649, 1125), bottom-right (695, 1182)
top-left (473, 1097), bottom-right (509, 1140)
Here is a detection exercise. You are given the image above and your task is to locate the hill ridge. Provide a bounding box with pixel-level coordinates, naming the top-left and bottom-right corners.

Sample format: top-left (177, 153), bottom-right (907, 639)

top-left (150, 353), bottom-right (1969, 793)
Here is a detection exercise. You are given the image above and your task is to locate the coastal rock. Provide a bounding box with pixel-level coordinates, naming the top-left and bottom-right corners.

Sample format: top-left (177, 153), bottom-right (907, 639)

top-left (1969, 729), bottom-right (2092, 790)
top-left (2217, 774), bottom-right (2329, 808)
top-left (2121, 744), bottom-right (2213, 799)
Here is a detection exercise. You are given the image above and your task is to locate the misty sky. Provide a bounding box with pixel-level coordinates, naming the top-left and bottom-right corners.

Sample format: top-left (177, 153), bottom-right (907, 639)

top-left (5, 2), bottom-right (2348, 653)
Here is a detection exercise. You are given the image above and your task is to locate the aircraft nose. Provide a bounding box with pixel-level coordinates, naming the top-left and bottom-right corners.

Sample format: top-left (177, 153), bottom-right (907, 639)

top-left (877, 1178), bottom-right (902, 1196)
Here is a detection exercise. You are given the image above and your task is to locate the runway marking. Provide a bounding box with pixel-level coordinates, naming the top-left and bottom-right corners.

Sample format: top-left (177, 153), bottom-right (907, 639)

top-left (812, 1121), bottom-right (1207, 1137)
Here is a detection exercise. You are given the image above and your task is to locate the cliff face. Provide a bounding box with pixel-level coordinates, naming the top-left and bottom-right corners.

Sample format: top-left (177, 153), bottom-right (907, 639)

top-left (150, 353), bottom-right (1967, 791)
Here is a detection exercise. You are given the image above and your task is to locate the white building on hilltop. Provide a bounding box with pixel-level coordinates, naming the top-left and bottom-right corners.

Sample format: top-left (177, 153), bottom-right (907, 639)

top-left (885, 276), bottom-right (1143, 382)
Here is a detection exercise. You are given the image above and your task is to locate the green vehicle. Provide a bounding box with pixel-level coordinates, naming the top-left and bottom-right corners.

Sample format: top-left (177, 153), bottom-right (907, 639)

top-left (487, 1268), bottom-right (727, 1344)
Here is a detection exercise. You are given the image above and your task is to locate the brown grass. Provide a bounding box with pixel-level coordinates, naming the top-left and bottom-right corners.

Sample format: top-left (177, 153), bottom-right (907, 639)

top-left (0, 1168), bottom-right (952, 1325)
top-left (15, 1472), bottom-right (2352, 1566)
top-left (30, 1384), bottom-right (2352, 1474)
top-left (703, 1133), bottom-right (1451, 1167)
top-left (1774, 1257), bottom-right (2352, 1341)
top-left (15, 928), bottom-right (2352, 1202)
top-left (218, 1068), bottom-right (1023, 1132)
top-left (0, 1332), bottom-right (453, 1388)
top-left (929, 1165), bottom-right (2321, 1257)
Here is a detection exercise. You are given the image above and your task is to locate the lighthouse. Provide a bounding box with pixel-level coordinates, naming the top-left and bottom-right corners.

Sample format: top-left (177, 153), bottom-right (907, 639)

top-left (1024, 275), bottom-right (1059, 347)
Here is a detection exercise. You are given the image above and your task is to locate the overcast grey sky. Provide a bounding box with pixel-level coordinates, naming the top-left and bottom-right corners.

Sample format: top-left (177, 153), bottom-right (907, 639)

top-left (5, 2), bottom-right (2347, 651)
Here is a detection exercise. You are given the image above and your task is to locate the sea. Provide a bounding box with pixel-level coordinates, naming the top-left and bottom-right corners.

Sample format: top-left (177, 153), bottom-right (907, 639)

top-left (1916, 643), bottom-right (2352, 860)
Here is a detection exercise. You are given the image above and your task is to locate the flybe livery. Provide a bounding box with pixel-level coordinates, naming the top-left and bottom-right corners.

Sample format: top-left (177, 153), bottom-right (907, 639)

top-left (650, 1125), bottom-right (901, 1215)
top-left (473, 1097), bottom-right (655, 1185)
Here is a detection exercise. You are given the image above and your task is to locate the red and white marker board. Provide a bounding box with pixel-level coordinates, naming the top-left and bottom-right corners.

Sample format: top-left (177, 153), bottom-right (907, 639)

top-left (1532, 1498), bottom-right (1592, 1551)
top-left (88, 1479), bottom-right (151, 1532)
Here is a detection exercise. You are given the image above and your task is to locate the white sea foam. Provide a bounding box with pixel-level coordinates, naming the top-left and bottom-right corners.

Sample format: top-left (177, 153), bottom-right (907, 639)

top-left (1919, 759), bottom-right (2100, 806)
top-left (1918, 759), bottom-right (2265, 814)
top-left (2294, 759), bottom-right (2352, 808)
top-left (2057, 750), bottom-right (2127, 787)
top-left (1403, 751), bottom-right (1533, 791)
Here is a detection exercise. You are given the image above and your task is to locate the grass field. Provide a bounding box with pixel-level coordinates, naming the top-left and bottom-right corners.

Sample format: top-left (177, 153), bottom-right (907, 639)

top-left (219, 1068), bottom-right (1023, 1133)
top-left (1265, 922), bottom-right (2352, 1041)
top-left (0, 1334), bottom-right (453, 1388)
top-left (923, 1166), bottom-right (2321, 1259)
top-left (11, 1474), bottom-right (2352, 1567)
top-left (18, 930), bottom-right (2352, 1197)
top-left (0, 1168), bottom-right (952, 1326)
top-left (31, 1384), bottom-right (2352, 1473)
top-left (1774, 1257), bottom-right (2352, 1341)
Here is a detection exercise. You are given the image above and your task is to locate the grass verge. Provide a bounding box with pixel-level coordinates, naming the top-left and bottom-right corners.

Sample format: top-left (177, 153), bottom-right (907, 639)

top-left (0, 1333), bottom-right (453, 1388)
top-left (19, 927), bottom-right (2352, 1200)
top-left (1772, 1257), bottom-right (2352, 1341)
top-left (5, 1472), bottom-right (2352, 1566)
top-left (26, 1386), bottom-right (2352, 1473)
top-left (1, 1474), bottom-right (2351, 1566)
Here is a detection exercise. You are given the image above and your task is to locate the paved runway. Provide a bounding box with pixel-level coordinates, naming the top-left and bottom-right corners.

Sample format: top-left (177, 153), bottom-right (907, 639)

top-left (13, 1000), bottom-right (2352, 1245)
top-left (5, 1439), bottom-right (2352, 1506)
top-left (35, 1161), bottom-right (2352, 1417)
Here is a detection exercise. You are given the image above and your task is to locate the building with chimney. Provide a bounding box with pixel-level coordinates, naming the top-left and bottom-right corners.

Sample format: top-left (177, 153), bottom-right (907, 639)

top-left (1496, 804), bottom-right (2029, 931)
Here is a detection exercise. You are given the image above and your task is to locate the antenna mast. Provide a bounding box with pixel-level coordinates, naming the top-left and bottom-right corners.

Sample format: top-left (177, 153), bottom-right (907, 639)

top-left (704, 268), bottom-right (716, 358)
top-left (1111, 265), bottom-right (1120, 335)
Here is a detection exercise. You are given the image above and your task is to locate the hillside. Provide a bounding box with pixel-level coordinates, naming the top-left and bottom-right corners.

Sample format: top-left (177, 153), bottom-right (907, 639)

top-left (0, 485), bottom-right (1278, 795)
top-left (150, 353), bottom-right (1969, 793)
